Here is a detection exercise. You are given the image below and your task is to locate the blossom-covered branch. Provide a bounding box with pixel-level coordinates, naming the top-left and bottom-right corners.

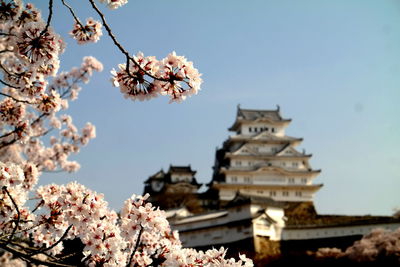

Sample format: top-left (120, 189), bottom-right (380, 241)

top-left (0, 0), bottom-right (252, 266)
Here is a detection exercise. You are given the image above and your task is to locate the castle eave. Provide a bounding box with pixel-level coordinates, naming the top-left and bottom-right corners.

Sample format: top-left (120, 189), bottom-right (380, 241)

top-left (225, 153), bottom-right (312, 159)
top-left (228, 118), bottom-right (292, 132)
top-left (213, 182), bottom-right (323, 191)
top-left (221, 166), bottom-right (321, 176)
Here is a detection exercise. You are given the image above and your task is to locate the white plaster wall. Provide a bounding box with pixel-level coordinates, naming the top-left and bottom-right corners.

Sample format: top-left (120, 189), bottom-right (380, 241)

top-left (219, 188), bottom-right (314, 202)
top-left (179, 224), bottom-right (253, 248)
top-left (174, 205), bottom-right (253, 233)
top-left (282, 223), bottom-right (400, 240)
top-left (240, 123), bottom-right (286, 136)
top-left (171, 173), bottom-right (192, 183)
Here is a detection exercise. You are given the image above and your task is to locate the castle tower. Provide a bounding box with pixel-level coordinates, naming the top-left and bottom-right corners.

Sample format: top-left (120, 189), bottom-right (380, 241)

top-left (211, 106), bottom-right (323, 203)
top-left (143, 165), bottom-right (202, 211)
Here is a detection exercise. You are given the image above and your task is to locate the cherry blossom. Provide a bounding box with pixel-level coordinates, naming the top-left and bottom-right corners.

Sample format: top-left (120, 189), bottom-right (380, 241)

top-left (98, 0), bottom-right (128, 10)
top-left (16, 21), bottom-right (63, 65)
top-left (70, 17), bottom-right (103, 44)
top-left (0, 0), bottom-right (251, 266)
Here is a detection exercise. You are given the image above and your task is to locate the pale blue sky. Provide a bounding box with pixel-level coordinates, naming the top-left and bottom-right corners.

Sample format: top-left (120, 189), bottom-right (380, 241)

top-left (34, 0), bottom-right (400, 215)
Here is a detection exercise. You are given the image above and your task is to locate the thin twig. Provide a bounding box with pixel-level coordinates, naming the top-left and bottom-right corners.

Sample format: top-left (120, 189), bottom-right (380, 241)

top-left (0, 78), bottom-right (20, 89)
top-left (32, 200), bottom-right (44, 213)
top-left (87, 0), bottom-right (168, 82)
top-left (0, 113), bottom-right (48, 149)
top-left (0, 92), bottom-right (32, 104)
top-left (0, 62), bottom-right (20, 78)
top-left (0, 221), bottom-right (45, 239)
top-left (29, 224), bottom-right (73, 256)
top-left (60, 0), bottom-right (84, 28)
top-left (127, 225), bottom-right (144, 267)
top-left (0, 33), bottom-right (16, 36)
top-left (40, 0), bottom-right (54, 36)
top-left (0, 242), bottom-right (74, 267)
top-left (2, 186), bottom-right (21, 246)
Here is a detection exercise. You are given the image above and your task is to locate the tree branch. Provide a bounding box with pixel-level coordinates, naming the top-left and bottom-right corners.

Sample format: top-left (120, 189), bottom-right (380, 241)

top-left (127, 225), bottom-right (144, 267)
top-left (60, 0), bottom-right (84, 28)
top-left (29, 224), bottom-right (73, 257)
top-left (41, 0), bottom-right (54, 36)
top-left (2, 186), bottom-right (21, 246)
top-left (0, 78), bottom-right (20, 89)
top-left (87, 0), bottom-right (168, 82)
top-left (0, 242), bottom-right (75, 267)
top-left (0, 92), bottom-right (32, 104)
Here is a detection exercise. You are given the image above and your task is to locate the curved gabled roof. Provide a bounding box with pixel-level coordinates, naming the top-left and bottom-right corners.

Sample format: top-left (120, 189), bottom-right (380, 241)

top-left (229, 106), bottom-right (291, 131)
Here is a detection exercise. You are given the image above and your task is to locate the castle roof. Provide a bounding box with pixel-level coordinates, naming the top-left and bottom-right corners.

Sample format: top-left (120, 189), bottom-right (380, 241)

top-left (144, 165), bottom-right (200, 186)
top-left (229, 106), bottom-right (291, 131)
top-left (144, 169), bottom-right (165, 183)
top-left (168, 165), bottom-right (197, 175)
top-left (224, 192), bottom-right (285, 208)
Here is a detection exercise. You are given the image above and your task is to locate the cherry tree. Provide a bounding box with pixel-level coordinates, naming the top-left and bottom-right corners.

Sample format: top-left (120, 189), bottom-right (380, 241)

top-left (0, 0), bottom-right (252, 266)
top-left (316, 228), bottom-right (400, 264)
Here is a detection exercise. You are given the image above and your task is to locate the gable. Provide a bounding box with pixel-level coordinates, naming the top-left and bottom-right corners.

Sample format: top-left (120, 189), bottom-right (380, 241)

top-left (276, 146), bottom-right (303, 157)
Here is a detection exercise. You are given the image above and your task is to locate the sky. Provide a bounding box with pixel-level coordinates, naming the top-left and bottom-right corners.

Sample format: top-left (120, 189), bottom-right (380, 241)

top-left (32, 0), bottom-right (400, 216)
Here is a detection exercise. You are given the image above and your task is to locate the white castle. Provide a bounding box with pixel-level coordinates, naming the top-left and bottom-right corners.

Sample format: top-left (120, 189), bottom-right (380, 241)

top-left (143, 106), bottom-right (400, 264)
top-left (211, 105), bottom-right (322, 203)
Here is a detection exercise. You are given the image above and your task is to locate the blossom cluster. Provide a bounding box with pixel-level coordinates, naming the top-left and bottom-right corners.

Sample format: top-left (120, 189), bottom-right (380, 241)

top-left (0, 0), bottom-right (102, 172)
top-left (0, 1), bottom-right (248, 266)
top-left (98, 0), bottom-right (128, 9)
top-left (70, 18), bottom-right (103, 44)
top-left (316, 227), bottom-right (400, 263)
top-left (111, 51), bottom-right (202, 103)
top-left (0, 161), bottom-right (253, 267)
top-left (0, 161), bottom-right (37, 236)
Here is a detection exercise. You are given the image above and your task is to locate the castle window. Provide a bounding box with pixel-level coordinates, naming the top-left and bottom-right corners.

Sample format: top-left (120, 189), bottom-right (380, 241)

top-left (288, 178), bottom-right (295, 184)
top-left (282, 191), bottom-right (289, 196)
top-left (269, 191), bottom-right (276, 197)
top-left (292, 162), bottom-right (299, 167)
top-left (244, 177), bottom-right (251, 183)
top-left (254, 127), bottom-right (258, 132)
top-left (231, 176), bottom-right (238, 183)
top-left (301, 178), bottom-right (307, 184)
top-left (235, 161), bottom-right (242, 166)
top-left (249, 127), bottom-right (252, 132)
top-left (257, 190), bottom-right (264, 194)
top-left (271, 128), bottom-right (275, 133)
top-left (295, 191), bottom-right (302, 197)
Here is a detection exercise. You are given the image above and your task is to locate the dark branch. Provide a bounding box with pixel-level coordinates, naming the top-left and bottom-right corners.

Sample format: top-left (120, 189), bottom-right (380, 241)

top-left (87, 0), bottom-right (168, 82)
top-left (0, 92), bottom-right (32, 104)
top-left (60, 0), bottom-right (84, 28)
top-left (0, 78), bottom-right (20, 89)
top-left (2, 186), bottom-right (21, 246)
top-left (127, 225), bottom-right (144, 267)
top-left (41, 0), bottom-right (54, 36)
top-left (29, 224), bottom-right (73, 256)
top-left (0, 242), bottom-right (74, 267)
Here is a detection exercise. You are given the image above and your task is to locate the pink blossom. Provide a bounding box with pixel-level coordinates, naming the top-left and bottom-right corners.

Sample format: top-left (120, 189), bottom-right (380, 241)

top-left (70, 17), bottom-right (103, 44)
